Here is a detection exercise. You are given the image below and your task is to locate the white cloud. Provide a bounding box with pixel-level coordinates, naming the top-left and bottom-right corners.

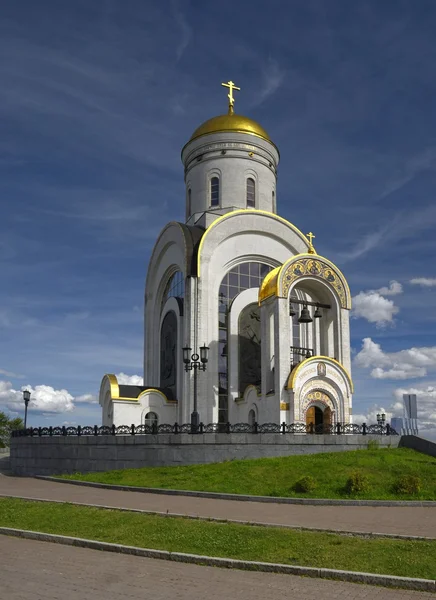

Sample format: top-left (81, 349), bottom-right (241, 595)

top-left (0, 368), bottom-right (24, 378)
top-left (0, 381), bottom-right (97, 414)
top-left (171, 0), bottom-right (192, 62)
top-left (410, 278), bottom-right (436, 287)
top-left (376, 280), bottom-right (403, 296)
top-left (352, 291), bottom-right (399, 327)
top-left (355, 337), bottom-right (436, 380)
top-left (75, 393), bottom-right (98, 404)
top-left (351, 280), bottom-right (402, 327)
top-left (252, 58), bottom-right (285, 107)
top-left (116, 372), bottom-right (143, 386)
top-left (370, 366), bottom-right (426, 379)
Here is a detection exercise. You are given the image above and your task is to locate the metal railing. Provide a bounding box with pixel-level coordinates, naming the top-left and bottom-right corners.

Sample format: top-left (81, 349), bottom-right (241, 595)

top-left (11, 422), bottom-right (398, 437)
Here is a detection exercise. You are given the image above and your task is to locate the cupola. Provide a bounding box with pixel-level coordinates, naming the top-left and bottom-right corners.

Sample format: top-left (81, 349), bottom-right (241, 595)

top-left (181, 81), bottom-right (280, 227)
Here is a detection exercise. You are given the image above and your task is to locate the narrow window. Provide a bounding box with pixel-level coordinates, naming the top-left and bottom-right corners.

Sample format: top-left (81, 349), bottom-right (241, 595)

top-left (187, 188), bottom-right (191, 218)
top-left (272, 190), bottom-right (276, 212)
top-left (210, 177), bottom-right (220, 206)
top-left (247, 178), bottom-right (255, 207)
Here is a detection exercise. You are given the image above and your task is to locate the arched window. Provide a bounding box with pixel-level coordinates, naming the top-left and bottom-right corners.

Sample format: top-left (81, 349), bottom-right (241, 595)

top-left (248, 409), bottom-right (256, 426)
top-left (161, 271), bottom-right (184, 311)
top-left (246, 178), bottom-right (255, 207)
top-left (218, 262), bottom-right (272, 424)
top-left (160, 310), bottom-right (177, 396)
top-left (239, 303), bottom-right (261, 396)
top-left (272, 190), bottom-right (276, 212)
top-left (144, 412), bottom-right (158, 426)
top-left (210, 176), bottom-right (220, 207)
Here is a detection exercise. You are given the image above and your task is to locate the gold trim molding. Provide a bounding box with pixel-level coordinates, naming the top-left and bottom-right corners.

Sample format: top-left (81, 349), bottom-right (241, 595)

top-left (286, 356), bottom-right (354, 393)
top-left (259, 253), bottom-right (351, 309)
top-left (103, 375), bottom-right (176, 403)
top-left (197, 210), bottom-right (310, 277)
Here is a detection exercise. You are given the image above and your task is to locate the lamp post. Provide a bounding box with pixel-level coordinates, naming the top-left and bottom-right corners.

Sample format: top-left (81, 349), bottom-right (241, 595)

top-left (23, 390), bottom-right (31, 430)
top-left (182, 344), bottom-right (209, 433)
top-left (376, 413), bottom-right (386, 426)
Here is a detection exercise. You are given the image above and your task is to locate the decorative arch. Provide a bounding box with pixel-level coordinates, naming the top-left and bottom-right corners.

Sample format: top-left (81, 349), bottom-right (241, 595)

top-left (287, 356), bottom-right (353, 394)
top-left (301, 390), bottom-right (336, 414)
top-left (197, 210), bottom-right (311, 277)
top-left (279, 255), bottom-right (351, 309)
top-left (258, 254), bottom-right (351, 309)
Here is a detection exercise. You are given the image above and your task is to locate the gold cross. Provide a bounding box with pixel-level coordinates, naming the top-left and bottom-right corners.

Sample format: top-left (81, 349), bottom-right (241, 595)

top-left (221, 80), bottom-right (240, 113)
top-left (306, 232), bottom-right (316, 254)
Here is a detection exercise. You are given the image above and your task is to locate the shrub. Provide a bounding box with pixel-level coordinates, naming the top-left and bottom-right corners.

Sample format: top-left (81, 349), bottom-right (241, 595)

top-left (367, 439), bottom-right (380, 451)
top-left (394, 474), bottom-right (422, 495)
top-left (294, 475), bottom-right (317, 493)
top-left (345, 471), bottom-right (370, 495)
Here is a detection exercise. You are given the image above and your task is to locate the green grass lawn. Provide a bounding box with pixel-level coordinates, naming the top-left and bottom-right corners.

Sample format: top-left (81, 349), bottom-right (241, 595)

top-left (60, 447), bottom-right (436, 500)
top-left (0, 497), bottom-right (434, 580)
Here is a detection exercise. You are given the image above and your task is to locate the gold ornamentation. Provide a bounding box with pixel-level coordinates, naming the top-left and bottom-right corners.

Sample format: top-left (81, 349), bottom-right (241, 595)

top-left (282, 257), bottom-right (348, 308)
top-left (103, 375), bottom-right (176, 403)
top-left (280, 402), bottom-right (290, 410)
top-left (286, 356), bottom-right (354, 393)
top-left (221, 80), bottom-right (241, 114)
top-left (188, 114), bottom-right (272, 144)
top-left (306, 232), bottom-right (316, 254)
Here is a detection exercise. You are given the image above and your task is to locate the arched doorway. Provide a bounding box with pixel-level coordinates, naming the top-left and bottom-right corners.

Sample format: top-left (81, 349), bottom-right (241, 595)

top-left (306, 405), bottom-right (324, 428)
top-left (304, 391), bottom-right (334, 432)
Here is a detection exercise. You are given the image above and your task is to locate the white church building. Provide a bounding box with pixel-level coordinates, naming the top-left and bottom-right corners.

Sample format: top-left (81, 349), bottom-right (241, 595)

top-left (99, 81), bottom-right (353, 430)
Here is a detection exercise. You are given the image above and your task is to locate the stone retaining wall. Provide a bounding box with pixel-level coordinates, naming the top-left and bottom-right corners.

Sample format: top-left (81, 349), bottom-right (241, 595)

top-left (400, 434), bottom-right (436, 457)
top-left (10, 434), bottom-right (399, 476)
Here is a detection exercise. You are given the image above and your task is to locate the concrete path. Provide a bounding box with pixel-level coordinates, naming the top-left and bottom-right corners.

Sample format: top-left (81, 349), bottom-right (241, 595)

top-left (2, 536), bottom-right (434, 600)
top-left (1, 473), bottom-right (435, 537)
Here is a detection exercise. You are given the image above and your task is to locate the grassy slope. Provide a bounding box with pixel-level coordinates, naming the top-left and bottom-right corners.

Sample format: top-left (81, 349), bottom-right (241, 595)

top-left (0, 498), bottom-right (435, 579)
top-left (61, 448), bottom-right (436, 500)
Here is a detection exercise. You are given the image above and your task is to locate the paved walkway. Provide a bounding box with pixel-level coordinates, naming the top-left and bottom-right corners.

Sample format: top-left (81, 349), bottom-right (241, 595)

top-left (1, 473), bottom-right (435, 537)
top-left (2, 536), bottom-right (434, 600)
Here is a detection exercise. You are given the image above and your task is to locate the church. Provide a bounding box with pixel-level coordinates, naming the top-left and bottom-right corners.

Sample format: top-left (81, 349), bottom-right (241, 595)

top-left (99, 81), bottom-right (353, 431)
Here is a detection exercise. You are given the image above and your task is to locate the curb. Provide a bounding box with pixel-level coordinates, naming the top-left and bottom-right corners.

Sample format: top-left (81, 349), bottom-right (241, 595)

top-left (0, 527), bottom-right (434, 592)
top-left (2, 494), bottom-right (433, 541)
top-left (35, 476), bottom-right (436, 507)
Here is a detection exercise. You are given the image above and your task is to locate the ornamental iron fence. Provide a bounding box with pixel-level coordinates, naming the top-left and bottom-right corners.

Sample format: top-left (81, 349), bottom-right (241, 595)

top-left (11, 422), bottom-right (398, 437)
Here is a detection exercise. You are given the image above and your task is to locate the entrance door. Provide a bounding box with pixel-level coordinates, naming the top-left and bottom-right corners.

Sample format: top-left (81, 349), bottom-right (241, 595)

top-left (306, 406), bottom-right (324, 432)
top-left (306, 406), bottom-right (315, 428)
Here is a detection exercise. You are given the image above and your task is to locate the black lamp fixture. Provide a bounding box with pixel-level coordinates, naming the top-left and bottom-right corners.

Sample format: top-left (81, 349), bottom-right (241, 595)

top-left (376, 413), bottom-right (386, 425)
top-left (23, 389), bottom-right (31, 430)
top-left (182, 343), bottom-right (209, 433)
top-left (298, 305), bottom-right (313, 323)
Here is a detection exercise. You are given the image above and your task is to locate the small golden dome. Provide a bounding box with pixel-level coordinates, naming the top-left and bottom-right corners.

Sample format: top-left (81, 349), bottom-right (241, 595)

top-left (190, 113), bottom-right (271, 143)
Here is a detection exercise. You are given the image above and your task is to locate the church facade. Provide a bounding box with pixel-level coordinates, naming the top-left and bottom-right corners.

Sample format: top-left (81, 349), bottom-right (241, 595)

top-left (99, 82), bottom-right (353, 430)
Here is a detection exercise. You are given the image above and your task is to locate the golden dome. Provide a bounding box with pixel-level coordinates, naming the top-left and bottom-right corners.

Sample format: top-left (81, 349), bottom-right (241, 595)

top-left (190, 113), bottom-right (272, 143)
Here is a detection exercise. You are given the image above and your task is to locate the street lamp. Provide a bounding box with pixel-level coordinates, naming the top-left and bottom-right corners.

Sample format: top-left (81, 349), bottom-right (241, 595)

top-left (23, 390), bottom-right (31, 430)
top-left (376, 413), bottom-right (386, 426)
top-left (183, 343), bottom-right (209, 432)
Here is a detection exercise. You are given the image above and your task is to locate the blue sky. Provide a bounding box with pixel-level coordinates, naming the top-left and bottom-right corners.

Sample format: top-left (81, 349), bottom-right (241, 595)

top-left (1, 0), bottom-right (436, 437)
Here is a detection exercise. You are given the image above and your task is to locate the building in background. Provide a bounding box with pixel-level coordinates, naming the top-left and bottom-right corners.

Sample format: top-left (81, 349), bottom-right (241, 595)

top-left (99, 82), bottom-right (353, 428)
top-left (391, 394), bottom-right (419, 435)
